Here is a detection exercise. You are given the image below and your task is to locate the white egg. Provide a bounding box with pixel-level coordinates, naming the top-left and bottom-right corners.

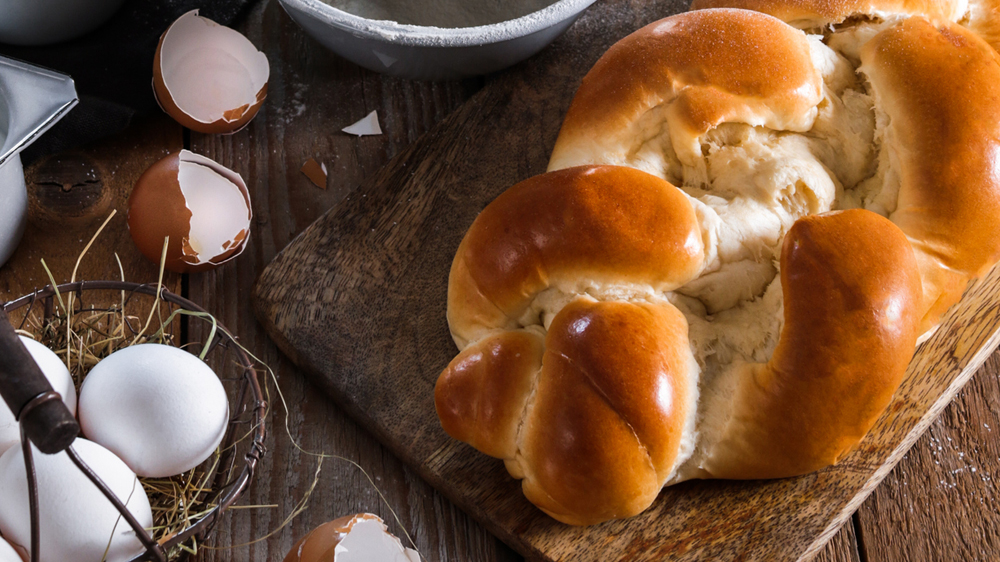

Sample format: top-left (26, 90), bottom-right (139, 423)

top-left (0, 537), bottom-right (22, 562)
top-left (0, 337), bottom-right (77, 457)
top-left (0, 438), bottom-right (153, 562)
top-left (78, 343), bottom-right (229, 478)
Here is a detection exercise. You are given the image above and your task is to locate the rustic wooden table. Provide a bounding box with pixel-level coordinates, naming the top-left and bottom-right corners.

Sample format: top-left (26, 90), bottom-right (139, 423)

top-left (1, 1), bottom-right (998, 560)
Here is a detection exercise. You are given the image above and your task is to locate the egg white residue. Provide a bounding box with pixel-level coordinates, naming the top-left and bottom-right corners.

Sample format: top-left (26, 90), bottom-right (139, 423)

top-left (0, 337), bottom-right (77, 457)
top-left (78, 343), bottom-right (230, 478)
top-left (176, 150), bottom-right (251, 266)
top-left (0, 439), bottom-right (152, 562)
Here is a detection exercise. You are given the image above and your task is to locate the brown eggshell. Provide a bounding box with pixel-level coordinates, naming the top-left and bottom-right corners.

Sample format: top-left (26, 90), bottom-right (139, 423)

top-left (152, 10), bottom-right (269, 134)
top-left (283, 514), bottom-right (357, 562)
top-left (301, 158), bottom-right (328, 189)
top-left (127, 150), bottom-right (252, 274)
top-left (284, 513), bottom-right (419, 562)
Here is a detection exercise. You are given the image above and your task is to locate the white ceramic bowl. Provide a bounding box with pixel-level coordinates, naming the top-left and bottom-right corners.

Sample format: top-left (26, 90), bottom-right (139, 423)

top-left (277, 0), bottom-right (598, 80)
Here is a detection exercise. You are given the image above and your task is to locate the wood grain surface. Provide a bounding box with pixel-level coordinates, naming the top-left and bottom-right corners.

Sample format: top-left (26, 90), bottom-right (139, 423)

top-left (249, 0), bottom-right (1000, 561)
top-left (0, 115), bottom-right (182, 299)
top-left (184, 3), bottom-right (510, 561)
top-left (1, 0), bottom-right (998, 560)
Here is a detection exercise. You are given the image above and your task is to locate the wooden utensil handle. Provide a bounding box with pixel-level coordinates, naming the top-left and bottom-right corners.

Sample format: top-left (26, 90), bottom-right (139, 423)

top-left (0, 309), bottom-right (79, 454)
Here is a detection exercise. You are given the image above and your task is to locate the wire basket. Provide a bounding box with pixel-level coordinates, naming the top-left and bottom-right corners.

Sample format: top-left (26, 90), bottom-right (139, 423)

top-left (0, 280), bottom-right (268, 561)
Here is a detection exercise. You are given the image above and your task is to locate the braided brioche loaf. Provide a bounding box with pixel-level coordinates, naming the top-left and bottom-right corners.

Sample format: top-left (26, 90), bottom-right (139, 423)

top-left (436, 3), bottom-right (1000, 526)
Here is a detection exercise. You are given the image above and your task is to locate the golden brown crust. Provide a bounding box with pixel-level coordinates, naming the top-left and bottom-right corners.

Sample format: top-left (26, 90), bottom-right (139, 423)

top-left (447, 166), bottom-right (703, 346)
top-left (701, 210), bottom-right (922, 478)
top-left (690, 0), bottom-right (964, 27)
top-left (434, 330), bottom-right (544, 459)
top-left (519, 299), bottom-right (693, 525)
top-left (548, 9), bottom-right (822, 172)
top-left (437, 4), bottom-right (1000, 526)
top-left (860, 18), bottom-right (1000, 331)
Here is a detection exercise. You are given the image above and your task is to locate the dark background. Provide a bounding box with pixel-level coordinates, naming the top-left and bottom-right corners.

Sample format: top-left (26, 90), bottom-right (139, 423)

top-left (0, 0), bottom-right (256, 165)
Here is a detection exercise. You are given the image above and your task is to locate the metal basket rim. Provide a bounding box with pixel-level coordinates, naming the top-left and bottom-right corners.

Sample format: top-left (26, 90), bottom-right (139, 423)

top-left (2, 280), bottom-right (268, 561)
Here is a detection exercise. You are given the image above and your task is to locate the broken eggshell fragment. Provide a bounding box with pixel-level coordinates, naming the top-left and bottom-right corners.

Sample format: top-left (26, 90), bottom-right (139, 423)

top-left (284, 513), bottom-right (420, 562)
top-left (153, 10), bottom-right (269, 134)
top-left (127, 150), bottom-right (251, 274)
top-left (301, 157), bottom-right (327, 189)
top-left (342, 110), bottom-right (382, 137)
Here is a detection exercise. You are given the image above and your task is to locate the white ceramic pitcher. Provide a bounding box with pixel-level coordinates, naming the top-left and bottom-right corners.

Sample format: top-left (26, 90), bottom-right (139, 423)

top-left (0, 57), bottom-right (77, 267)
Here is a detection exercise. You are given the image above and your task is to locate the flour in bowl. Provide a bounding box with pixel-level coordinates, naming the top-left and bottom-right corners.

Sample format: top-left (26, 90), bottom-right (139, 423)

top-left (325, 0), bottom-right (559, 28)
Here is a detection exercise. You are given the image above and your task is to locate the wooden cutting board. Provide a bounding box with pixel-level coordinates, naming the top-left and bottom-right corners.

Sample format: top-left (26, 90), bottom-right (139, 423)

top-left (252, 0), bottom-right (1000, 559)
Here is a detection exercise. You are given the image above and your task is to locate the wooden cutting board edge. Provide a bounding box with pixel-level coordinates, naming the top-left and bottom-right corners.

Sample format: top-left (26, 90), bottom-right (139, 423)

top-left (799, 325), bottom-right (1000, 561)
top-left (254, 261), bottom-right (1000, 562)
top-left (250, 126), bottom-right (1000, 556)
top-left (249, 0), bottom-right (1000, 557)
top-left (247, 102), bottom-right (564, 561)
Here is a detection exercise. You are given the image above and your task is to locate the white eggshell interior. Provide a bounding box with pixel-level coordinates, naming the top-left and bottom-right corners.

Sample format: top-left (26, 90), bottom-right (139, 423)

top-left (176, 149), bottom-right (252, 267)
top-left (0, 337), bottom-right (77, 458)
top-left (334, 517), bottom-right (420, 562)
top-left (78, 343), bottom-right (230, 478)
top-left (159, 10), bottom-right (270, 124)
top-left (342, 110), bottom-right (382, 136)
top-left (0, 438), bottom-right (152, 562)
top-left (0, 537), bottom-right (21, 562)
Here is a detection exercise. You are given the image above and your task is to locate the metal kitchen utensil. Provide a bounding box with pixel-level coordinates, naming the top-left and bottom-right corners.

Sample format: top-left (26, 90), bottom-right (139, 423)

top-left (0, 56), bottom-right (77, 267)
top-left (0, 56), bottom-right (77, 168)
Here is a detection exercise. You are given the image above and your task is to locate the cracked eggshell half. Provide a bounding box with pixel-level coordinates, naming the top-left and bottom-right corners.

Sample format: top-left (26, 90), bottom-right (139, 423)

top-left (0, 438), bottom-right (153, 562)
top-left (0, 337), bottom-right (77, 458)
top-left (128, 149), bottom-right (251, 274)
top-left (284, 513), bottom-right (420, 562)
top-left (153, 10), bottom-right (269, 134)
top-left (78, 343), bottom-right (230, 479)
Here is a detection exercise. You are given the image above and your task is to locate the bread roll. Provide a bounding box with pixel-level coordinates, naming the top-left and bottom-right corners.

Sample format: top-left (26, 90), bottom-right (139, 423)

top-left (688, 210), bottom-right (922, 479)
top-left (447, 165), bottom-right (703, 348)
top-left (690, 0), bottom-right (966, 28)
top-left (437, 166), bottom-right (921, 524)
top-left (437, 0), bottom-right (1000, 527)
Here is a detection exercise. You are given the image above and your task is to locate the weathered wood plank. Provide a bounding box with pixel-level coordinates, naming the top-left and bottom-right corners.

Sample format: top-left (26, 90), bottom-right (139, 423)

top-left (249, 0), bottom-right (1000, 558)
top-left (856, 358), bottom-right (1000, 561)
top-left (8, 0), bottom-right (999, 559)
top-left (188, 2), bottom-right (504, 560)
top-left (0, 114), bottom-right (182, 303)
top-left (813, 523), bottom-right (861, 562)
